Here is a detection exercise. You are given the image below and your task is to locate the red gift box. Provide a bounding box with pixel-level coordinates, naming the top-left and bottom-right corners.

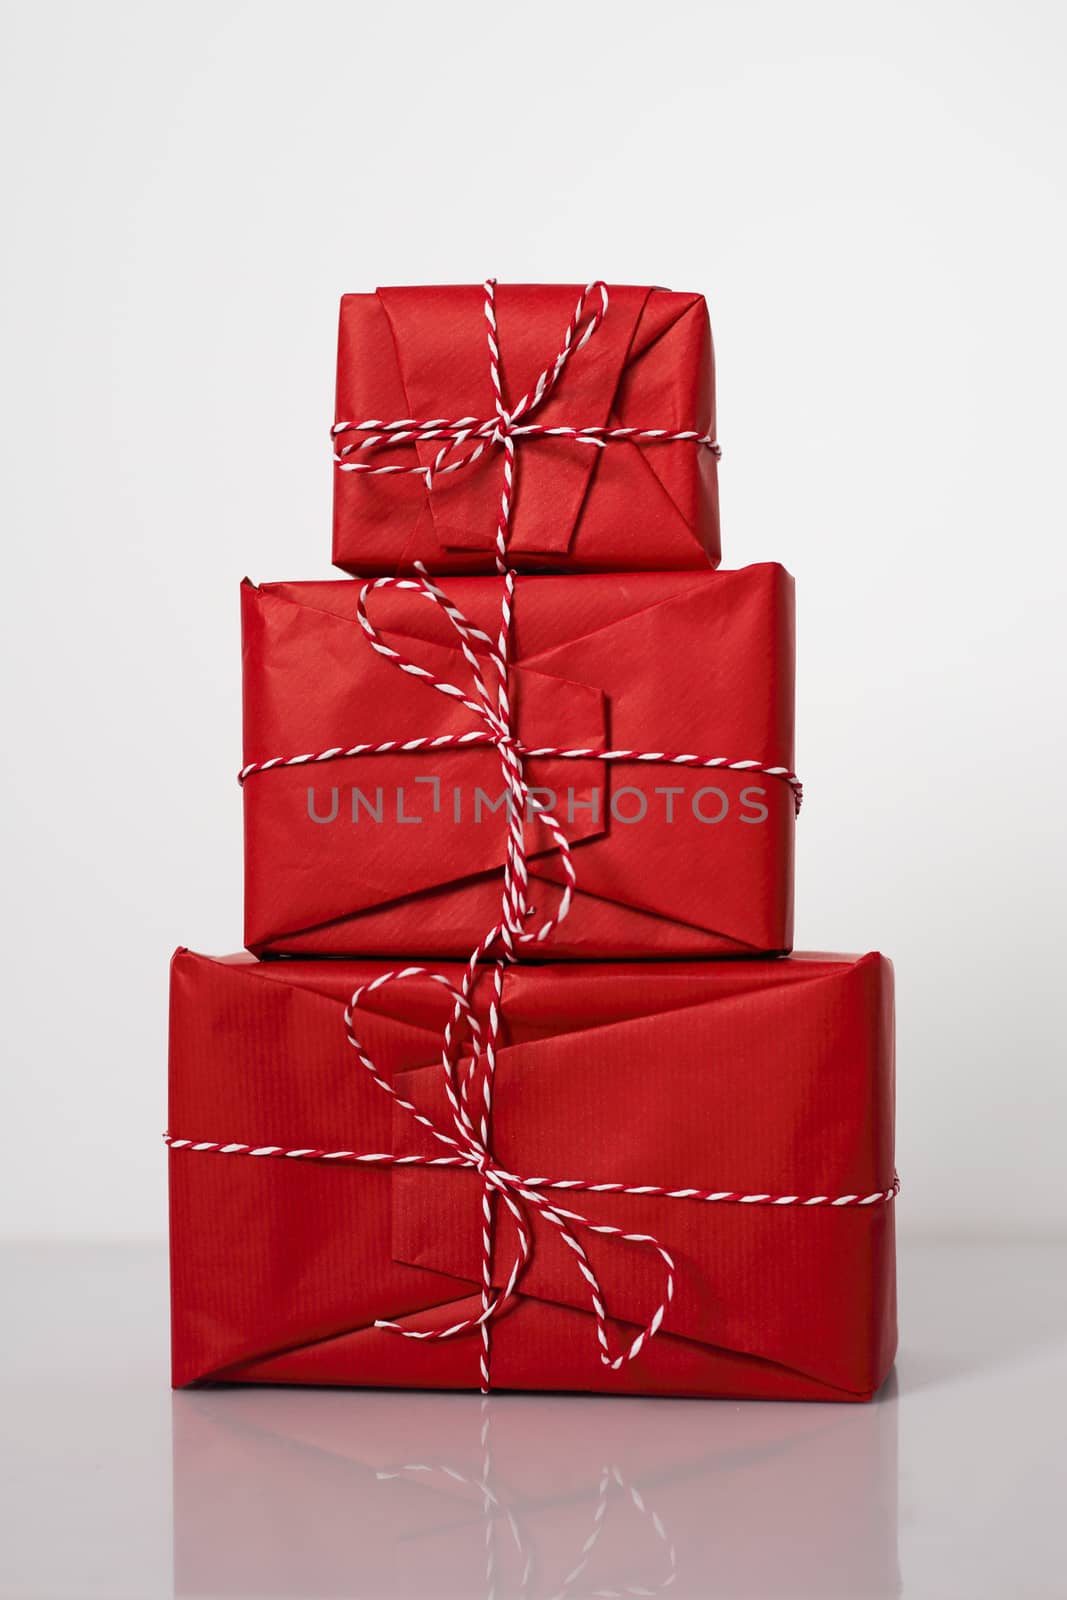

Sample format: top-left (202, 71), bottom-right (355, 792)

top-left (332, 282), bottom-right (720, 574)
top-left (241, 565), bottom-right (796, 958)
top-left (168, 949), bottom-right (897, 1402)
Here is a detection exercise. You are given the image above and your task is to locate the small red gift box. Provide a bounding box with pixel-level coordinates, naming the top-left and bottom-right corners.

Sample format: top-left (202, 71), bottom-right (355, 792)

top-left (168, 949), bottom-right (897, 1401)
top-left (241, 564), bottom-right (796, 958)
top-left (332, 282), bottom-right (720, 574)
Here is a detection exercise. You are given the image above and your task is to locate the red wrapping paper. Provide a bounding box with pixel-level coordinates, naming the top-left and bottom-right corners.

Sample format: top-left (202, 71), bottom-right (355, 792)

top-left (169, 949), bottom-right (897, 1401)
top-left (332, 283), bottom-right (720, 574)
top-left (241, 565), bottom-right (795, 958)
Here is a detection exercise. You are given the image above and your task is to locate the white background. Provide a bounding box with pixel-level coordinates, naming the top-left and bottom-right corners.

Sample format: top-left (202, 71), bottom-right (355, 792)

top-left (2, 0), bottom-right (1064, 1244)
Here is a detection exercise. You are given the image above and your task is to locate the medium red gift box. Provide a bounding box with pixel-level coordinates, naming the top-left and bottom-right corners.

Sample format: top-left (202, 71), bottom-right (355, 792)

top-left (168, 949), bottom-right (897, 1401)
top-left (332, 283), bottom-right (720, 575)
top-left (241, 565), bottom-right (796, 958)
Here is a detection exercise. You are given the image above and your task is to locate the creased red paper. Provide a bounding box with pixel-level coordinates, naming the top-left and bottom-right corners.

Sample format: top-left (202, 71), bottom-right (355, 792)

top-left (241, 565), bottom-right (795, 958)
top-left (169, 949), bottom-right (896, 1401)
top-left (332, 284), bottom-right (719, 574)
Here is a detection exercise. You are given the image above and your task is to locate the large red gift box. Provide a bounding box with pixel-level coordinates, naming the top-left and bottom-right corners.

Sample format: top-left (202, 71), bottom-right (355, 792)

top-left (168, 949), bottom-right (896, 1401)
top-left (241, 564), bottom-right (796, 958)
top-left (332, 283), bottom-right (720, 574)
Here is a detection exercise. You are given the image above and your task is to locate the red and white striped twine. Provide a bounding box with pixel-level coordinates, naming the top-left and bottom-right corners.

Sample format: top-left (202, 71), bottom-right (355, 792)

top-left (238, 723), bottom-right (803, 811)
top-left (165, 1133), bottom-right (901, 1211)
top-left (332, 279), bottom-right (721, 509)
top-left (217, 282), bottom-right (832, 1390)
top-left (166, 1108), bottom-right (898, 1392)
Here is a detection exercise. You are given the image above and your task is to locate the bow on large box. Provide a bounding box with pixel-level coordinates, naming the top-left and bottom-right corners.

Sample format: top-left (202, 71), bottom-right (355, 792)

top-left (168, 950), bottom-right (897, 1402)
top-left (331, 282), bottom-right (720, 574)
top-left (240, 565), bottom-right (797, 958)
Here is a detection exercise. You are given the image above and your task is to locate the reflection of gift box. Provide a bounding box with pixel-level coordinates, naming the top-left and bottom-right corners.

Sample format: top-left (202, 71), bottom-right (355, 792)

top-left (332, 283), bottom-right (720, 575)
top-left (241, 565), bottom-right (796, 958)
top-left (168, 949), bottom-right (896, 1402)
top-left (172, 1381), bottom-right (899, 1598)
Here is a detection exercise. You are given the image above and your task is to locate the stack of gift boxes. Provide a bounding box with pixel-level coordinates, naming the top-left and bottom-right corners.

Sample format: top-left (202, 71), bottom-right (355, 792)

top-left (169, 281), bottom-right (897, 1402)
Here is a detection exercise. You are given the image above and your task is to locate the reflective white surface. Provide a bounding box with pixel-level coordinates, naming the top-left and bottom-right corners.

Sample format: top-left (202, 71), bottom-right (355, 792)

top-left (1, 1241), bottom-right (1064, 1598)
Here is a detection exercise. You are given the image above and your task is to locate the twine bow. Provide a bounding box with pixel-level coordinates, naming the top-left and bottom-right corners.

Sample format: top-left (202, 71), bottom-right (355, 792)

top-left (344, 962), bottom-right (677, 1394)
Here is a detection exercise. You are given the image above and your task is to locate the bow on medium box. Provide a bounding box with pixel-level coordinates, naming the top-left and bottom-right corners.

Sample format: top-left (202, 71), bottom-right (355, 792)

top-left (331, 282), bottom-right (720, 574)
top-left (240, 564), bottom-right (798, 958)
top-left (167, 950), bottom-right (897, 1402)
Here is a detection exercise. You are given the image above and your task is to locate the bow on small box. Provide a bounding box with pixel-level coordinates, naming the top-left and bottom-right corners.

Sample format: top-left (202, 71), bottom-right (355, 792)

top-left (332, 279), bottom-right (721, 566)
